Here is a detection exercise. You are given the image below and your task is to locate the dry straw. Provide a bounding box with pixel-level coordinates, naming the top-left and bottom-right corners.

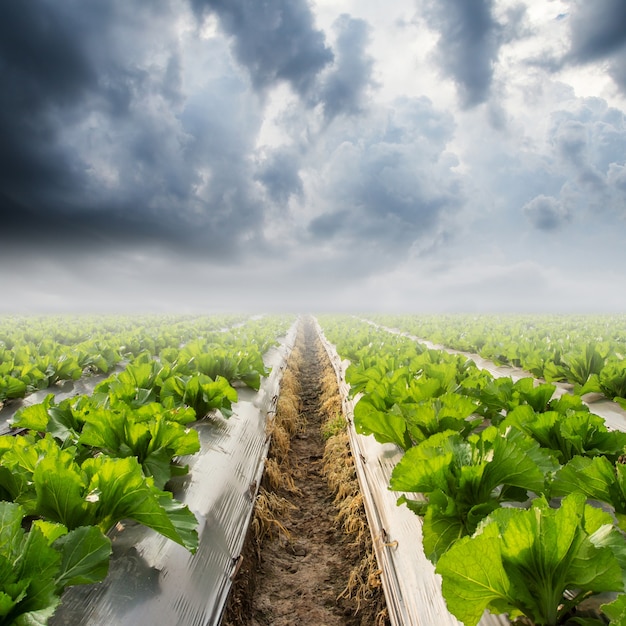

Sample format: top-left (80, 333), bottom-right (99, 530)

top-left (317, 340), bottom-right (387, 623)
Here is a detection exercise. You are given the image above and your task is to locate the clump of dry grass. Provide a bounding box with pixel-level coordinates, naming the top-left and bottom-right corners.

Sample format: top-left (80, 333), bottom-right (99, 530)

top-left (252, 323), bottom-right (307, 545)
top-left (266, 329), bottom-right (305, 468)
top-left (222, 327), bottom-right (306, 626)
top-left (263, 457), bottom-right (299, 493)
top-left (251, 488), bottom-right (297, 551)
top-left (316, 338), bottom-right (387, 623)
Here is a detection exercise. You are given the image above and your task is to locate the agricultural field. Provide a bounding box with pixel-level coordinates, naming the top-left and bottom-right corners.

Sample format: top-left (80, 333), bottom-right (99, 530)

top-left (3, 313), bottom-right (626, 626)
top-left (319, 314), bottom-right (626, 626)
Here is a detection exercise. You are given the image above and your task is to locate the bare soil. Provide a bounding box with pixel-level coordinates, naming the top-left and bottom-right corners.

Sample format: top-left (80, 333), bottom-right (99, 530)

top-left (223, 318), bottom-right (388, 626)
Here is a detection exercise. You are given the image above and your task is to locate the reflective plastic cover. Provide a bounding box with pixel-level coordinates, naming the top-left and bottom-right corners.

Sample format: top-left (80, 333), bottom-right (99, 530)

top-left (49, 321), bottom-right (297, 626)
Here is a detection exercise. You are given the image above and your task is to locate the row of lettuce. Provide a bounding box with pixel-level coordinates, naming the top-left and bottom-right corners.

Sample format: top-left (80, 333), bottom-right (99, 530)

top-left (365, 314), bottom-right (626, 407)
top-left (0, 315), bottom-right (293, 626)
top-left (319, 315), bottom-right (626, 626)
top-left (0, 314), bottom-right (249, 405)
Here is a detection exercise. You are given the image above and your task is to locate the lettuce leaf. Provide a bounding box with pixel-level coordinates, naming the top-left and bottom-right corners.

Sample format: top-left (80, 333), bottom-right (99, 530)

top-left (501, 406), bottom-right (626, 464)
top-left (0, 435), bottom-right (198, 553)
top-left (0, 501), bottom-right (111, 625)
top-left (160, 373), bottom-right (237, 419)
top-left (78, 406), bottom-right (200, 488)
top-left (391, 426), bottom-right (558, 560)
top-left (436, 493), bottom-right (625, 626)
top-left (551, 456), bottom-right (626, 532)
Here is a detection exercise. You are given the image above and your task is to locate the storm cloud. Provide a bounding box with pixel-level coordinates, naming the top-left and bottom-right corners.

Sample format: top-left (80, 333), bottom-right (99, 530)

top-left (419, 0), bottom-right (524, 107)
top-left (189, 0), bottom-right (333, 98)
top-left (1, 0), bottom-right (626, 313)
top-left (318, 15), bottom-right (376, 119)
top-left (565, 0), bottom-right (626, 93)
top-left (0, 0), bottom-right (269, 258)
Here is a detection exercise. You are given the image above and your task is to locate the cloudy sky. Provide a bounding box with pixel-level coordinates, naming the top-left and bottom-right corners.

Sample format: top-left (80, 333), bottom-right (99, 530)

top-left (1, 0), bottom-right (625, 313)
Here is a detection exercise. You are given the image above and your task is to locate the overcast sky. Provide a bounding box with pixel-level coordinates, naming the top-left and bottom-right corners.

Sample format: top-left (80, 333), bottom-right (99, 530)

top-left (1, 0), bottom-right (625, 314)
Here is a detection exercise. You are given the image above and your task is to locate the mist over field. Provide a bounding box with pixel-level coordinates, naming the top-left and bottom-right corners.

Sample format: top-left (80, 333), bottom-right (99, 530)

top-left (1, 0), bottom-right (626, 313)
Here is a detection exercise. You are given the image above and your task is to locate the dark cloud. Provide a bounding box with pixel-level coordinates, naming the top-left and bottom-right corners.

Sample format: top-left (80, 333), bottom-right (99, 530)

top-left (610, 52), bottom-right (626, 93)
top-left (305, 97), bottom-right (462, 270)
top-left (567, 0), bottom-right (626, 63)
top-left (522, 195), bottom-right (570, 230)
top-left (190, 0), bottom-right (333, 98)
top-left (0, 2), bottom-right (96, 201)
top-left (565, 0), bottom-right (626, 93)
top-left (0, 1), bottom-right (269, 261)
top-left (319, 15), bottom-right (375, 119)
top-left (421, 0), bottom-right (525, 107)
top-left (254, 147), bottom-right (303, 205)
top-left (541, 98), bottom-right (626, 219)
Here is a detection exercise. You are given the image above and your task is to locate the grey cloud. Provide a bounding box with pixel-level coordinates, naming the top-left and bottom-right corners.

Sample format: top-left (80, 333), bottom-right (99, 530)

top-left (421, 0), bottom-right (525, 107)
top-left (608, 163), bottom-right (626, 193)
top-left (190, 0), bottom-right (333, 98)
top-left (255, 148), bottom-right (303, 206)
top-left (0, 1), bottom-right (270, 261)
top-left (567, 0), bottom-right (626, 63)
top-left (565, 0), bottom-right (626, 93)
top-left (543, 98), bottom-right (626, 218)
top-left (305, 97), bottom-right (462, 269)
top-left (0, 1), bottom-right (97, 200)
top-left (608, 50), bottom-right (626, 93)
top-left (523, 195), bottom-right (570, 230)
top-left (319, 15), bottom-right (375, 119)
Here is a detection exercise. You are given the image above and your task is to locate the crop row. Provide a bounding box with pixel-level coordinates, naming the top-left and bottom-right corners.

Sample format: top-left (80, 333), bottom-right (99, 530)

top-left (319, 315), bottom-right (626, 626)
top-left (0, 315), bottom-right (294, 625)
top-left (0, 314), bottom-right (249, 404)
top-left (365, 314), bottom-right (626, 406)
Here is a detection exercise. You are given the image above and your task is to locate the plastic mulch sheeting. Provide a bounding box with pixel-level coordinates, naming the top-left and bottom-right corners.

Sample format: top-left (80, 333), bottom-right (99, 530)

top-left (49, 320), bottom-right (298, 626)
top-left (315, 318), bottom-right (509, 626)
top-left (0, 366), bottom-right (126, 435)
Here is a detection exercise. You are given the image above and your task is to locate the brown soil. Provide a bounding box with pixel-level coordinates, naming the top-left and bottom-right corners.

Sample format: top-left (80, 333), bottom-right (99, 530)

top-left (223, 317), bottom-right (388, 626)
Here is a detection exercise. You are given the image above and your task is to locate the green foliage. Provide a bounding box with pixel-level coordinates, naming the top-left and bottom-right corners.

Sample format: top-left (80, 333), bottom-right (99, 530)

top-left (161, 373), bottom-right (237, 419)
top-left (580, 360), bottom-right (626, 402)
top-left (501, 406), bottom-right (626, 464)
top-left (551, 456), bottom-right (626, 533)
top-left (0, 501), bottom-right (111, 625)
top-left (436, 493), bottom-right (626, 626)
top-left (391, 426), bottom-right (557, 561)
top-left (78, 405), bottom-right (200, 489)
top-left (0, 434), bottom-right (198, 553)
top-left (545, 343), bottom-right (610, 387)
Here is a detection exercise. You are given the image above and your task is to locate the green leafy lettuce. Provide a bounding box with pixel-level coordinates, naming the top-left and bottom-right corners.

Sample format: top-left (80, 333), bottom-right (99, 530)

top-left (0, 434), bottom-right (198, 553)
top-left (160, 373), bottom-right (237, 419)
top-left (0, 501), bottom-right (111, 625)
top-left (500, 405), bottom-right (626, 464)
top-left (390, 426), bottom-right (557, 561)
top-left (436, 493), bottom-right (626, 626)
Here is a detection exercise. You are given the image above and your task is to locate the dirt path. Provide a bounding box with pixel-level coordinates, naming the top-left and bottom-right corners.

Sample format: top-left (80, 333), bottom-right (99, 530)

top-left (224, 317), bottom-right (387, 626)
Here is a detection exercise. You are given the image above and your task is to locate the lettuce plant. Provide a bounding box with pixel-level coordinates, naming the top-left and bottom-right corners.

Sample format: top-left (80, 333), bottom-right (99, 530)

top-left (390, 426), bottom-right (558, 561)
top-left (12, 395), bottom-right (199, 487)
top-left (0, 501), bottom-right (111, 625)
top-left (0, 434), bottom-right (198, 553)
top-left (160, 373), bottom-right (237, 418)
top-left (500, 406), bottom-right (626, 465)
top-left (551, 456), bottom-right (626, 532)
top-left (580, 359), bottom-right (626, 404)
top-left (93, 360), bottom-right (170, 407)
top-left (543, 343), bottom-right (609, 387)
top-left (78, 406), bottom-right (200, 488)
top-left (175, 341), bottom-right (270, 390)
top-left (436, 493), bottom-right (626, 626)
top-left (464, 377), bottom-right (557, 423)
